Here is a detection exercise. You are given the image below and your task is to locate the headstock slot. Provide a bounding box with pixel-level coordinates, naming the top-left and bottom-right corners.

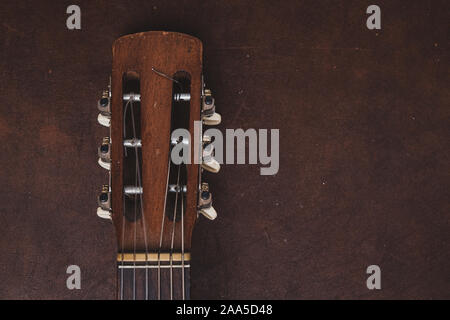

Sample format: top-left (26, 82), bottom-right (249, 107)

top-left (165, 72), bottom-right (191, 222)
top-left (122, 71), bottom-right (143, 222)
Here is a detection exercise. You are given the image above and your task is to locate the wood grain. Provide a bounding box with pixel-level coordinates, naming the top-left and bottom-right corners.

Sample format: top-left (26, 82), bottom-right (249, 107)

top-left (0, 0), bottom-right (448, 300)
top-left (111, 32), bottom-right (202, 253)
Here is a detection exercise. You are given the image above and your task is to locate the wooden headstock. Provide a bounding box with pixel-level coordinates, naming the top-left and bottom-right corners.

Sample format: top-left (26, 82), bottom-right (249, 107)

top-left (96, 32), bottom-right (221, 300)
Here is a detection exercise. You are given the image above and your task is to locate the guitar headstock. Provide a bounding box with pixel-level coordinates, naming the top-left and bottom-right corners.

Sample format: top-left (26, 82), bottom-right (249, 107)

top-left (96, 32), bottom-right (221, 258)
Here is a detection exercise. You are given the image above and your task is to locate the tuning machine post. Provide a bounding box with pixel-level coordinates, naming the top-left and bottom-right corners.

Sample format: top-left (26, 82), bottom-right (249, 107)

top-left (198, 183), bottom-right (218, 220)
top-left (202, 89), bottom-right (221, 126)
top-left (98, 137), bottom-right (111, 170)
top-left (97, 185), bottom-right (112, 220)
top-left (97, 90), bottom-right (111, 127)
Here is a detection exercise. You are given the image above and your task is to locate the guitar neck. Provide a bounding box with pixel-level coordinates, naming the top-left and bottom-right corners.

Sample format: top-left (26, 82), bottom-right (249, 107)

top-left (117, 253), bottom-right (191, 300)
top-left (96, 31), bottom-right (220, 301)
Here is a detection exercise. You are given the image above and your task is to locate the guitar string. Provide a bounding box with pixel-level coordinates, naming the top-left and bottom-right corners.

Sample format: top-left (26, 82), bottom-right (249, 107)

top-left (169, 164), bottom-right (182, 300)
top-left (130, 98), bottom-right (150, 300)
top-left (118, 68), bottom-right (190, 300)
top-left (119, 98), bottom-right (132, 300)
top-left (129, 98), bottom-right (137, 300)
top-left (120, 96), bottom-right (150, 300)
top-left (181, 180), bottom-right (185, 300)
top-left (133, 136), bottom-right (137, 300)
top-left (169, 79), bottom-right (187, 300)
top-left (120, 197), bottom-right (125, 300)
top-left (169, 75), bottom-right (188, 301)
top-left (154, 68), bottom-right (182, 300)
top-left (179, 77), bottom-right (191, 301)
top-left (152, 67), bottom-right (180, 84)
top-left (157, 156), bottom-right (171, 300)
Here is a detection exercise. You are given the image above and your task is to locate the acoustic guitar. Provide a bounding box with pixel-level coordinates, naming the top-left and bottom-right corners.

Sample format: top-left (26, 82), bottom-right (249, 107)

top-left (95, 31), bottom-right (221, 300)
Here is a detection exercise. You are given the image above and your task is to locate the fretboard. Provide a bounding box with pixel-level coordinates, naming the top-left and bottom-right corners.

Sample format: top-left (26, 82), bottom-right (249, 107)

top-left (117, 253), bottom-right (190, 300)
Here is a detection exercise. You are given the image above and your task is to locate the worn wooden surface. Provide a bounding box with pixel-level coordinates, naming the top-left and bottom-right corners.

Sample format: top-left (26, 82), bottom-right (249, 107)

top-left (0, 0), bottom-right (448, 299)
top-left (111, 32), bottom-right (202, 252)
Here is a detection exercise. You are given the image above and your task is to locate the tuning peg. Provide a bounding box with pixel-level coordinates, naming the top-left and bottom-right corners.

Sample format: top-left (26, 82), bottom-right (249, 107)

top-left (201, 140), bottom-right (220, 173)
top-left (98, 137), bottom-right (111, 170)
top-left (97, 185), bottom-right (112, 220)
top-left (202, 151), bottom-right (220, 174)
top-left (199, 206), bottom-right (217, 220)
top-left (202, 89), bottom-right (221, 126)
top-left (203, 143), bottom-right (214, 158)
top-left (98, 158), bottom-right (111, 171)
top-left (97, 90), bottom-right (111, 127)
top-left (98, 113), bottom-right (111, 127)
top-left (97, 207), bottom-right (112, 220)
top-left (202, 94), bottom-right (215, 116)
top-left (98, 91), bottom-right (111, 114)
top-left (98, 185), bottom-right (111, 209)
top-left (202, 158), bottom-right (220, 173)
top-left (198, 183), bottom-right (218, 220)
top-left (203, 112), bottom-right (222, 126)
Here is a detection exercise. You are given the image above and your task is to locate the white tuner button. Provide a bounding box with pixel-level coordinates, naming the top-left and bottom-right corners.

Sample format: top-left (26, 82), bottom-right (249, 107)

top-left (203, 112), bottom-right (221, 126)
top-left (202, 140), bottom-right (220, 173)
top-left (199, 206), bottom-right (218, 221)
top-left (202, 158), bottom-right (220, 173)
top-left (203, 143), bottom-right (214, 158)
top-left (98, 113), bottom-right (111, 127)
top-left (98, 158), bottom-right (111, 171)
top-left (97, 207), bottom-right (112, 220)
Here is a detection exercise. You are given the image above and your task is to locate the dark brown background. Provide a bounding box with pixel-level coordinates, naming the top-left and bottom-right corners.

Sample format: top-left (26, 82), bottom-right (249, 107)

top-left (0, 0), bottom-right (448, 299)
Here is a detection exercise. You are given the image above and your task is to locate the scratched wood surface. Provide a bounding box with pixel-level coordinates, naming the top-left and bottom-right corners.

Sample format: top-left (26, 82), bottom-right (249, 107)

top-left (110, 32), bottom-right (202, 253)
top-left (0, 0), bottom-right (448, 299)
